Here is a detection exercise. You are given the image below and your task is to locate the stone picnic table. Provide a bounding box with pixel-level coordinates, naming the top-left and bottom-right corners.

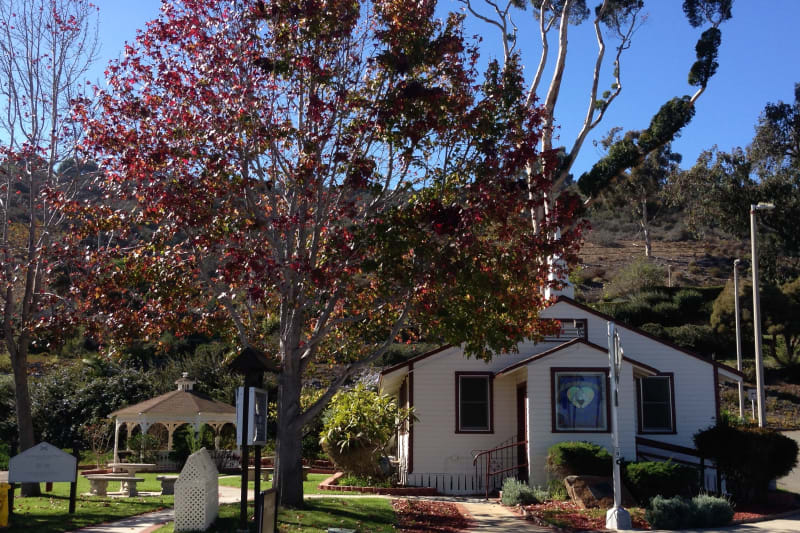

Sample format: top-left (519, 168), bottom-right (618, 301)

top-left (107, 462), bottom-right (156, 476)
top-left (105, 463), bottom-right (156, 494)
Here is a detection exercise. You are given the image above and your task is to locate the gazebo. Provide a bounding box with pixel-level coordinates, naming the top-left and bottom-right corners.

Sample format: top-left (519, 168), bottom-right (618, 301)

top-left (110, 373), bottom-right (237, 463)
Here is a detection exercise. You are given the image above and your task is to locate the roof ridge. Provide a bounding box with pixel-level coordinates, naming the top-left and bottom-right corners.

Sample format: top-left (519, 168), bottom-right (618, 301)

top-left (555, 295), bottom-right (744, 378)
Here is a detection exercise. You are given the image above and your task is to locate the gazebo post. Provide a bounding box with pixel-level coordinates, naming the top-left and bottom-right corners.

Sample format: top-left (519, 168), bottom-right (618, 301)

top-left (113, 418), bottom-right (122, 464)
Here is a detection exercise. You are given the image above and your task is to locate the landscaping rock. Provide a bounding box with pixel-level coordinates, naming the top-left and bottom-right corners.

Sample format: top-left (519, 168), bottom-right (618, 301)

top-left (563, 475), bottom-right (635, 509)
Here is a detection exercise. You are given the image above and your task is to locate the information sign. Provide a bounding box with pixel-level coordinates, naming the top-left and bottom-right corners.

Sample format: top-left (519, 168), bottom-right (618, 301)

top-left (9, 442), bottom-right (77, 483)
top-left (237, 387), bottom-right (269, 446)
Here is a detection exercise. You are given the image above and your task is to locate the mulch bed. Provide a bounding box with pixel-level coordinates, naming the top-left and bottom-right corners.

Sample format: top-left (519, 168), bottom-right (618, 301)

top-left (514, 494), bottom-right (800, 530)
top-left (392, 499), bottom-right (473, 533)
top-left (732, 499), bottom-right (800, 522)
top-left (519, 500), bottom-right (649, 531)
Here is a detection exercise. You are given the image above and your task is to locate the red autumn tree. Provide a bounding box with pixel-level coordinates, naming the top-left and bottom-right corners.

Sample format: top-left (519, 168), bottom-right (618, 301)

top-left (74, 0), bottom-right (583, 506)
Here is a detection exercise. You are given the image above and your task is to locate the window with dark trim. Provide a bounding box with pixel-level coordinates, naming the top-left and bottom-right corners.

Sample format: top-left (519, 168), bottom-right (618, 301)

top-left (456, 373), bottom-right (493, 433)
top-left (637, 375), bottom-right (675, 433)
top-left (552, 368), bottom-right (609, 433)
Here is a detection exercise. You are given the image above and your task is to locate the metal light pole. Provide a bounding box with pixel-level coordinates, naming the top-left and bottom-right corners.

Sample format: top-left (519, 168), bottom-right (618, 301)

top-left (750, 202), bottom-right (774, 428)
top-left (605, 322), bottom-right (631, 530)
top-left (733, 259), bottom-right (744, 419)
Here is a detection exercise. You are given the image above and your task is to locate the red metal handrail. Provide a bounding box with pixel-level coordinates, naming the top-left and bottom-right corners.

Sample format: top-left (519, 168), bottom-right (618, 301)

top-left (472, 439), bottom-right (528, 499)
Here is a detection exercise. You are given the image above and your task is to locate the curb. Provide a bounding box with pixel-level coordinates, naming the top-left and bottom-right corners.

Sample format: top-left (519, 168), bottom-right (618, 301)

top-left (318, 472), bottom-right (439, 496)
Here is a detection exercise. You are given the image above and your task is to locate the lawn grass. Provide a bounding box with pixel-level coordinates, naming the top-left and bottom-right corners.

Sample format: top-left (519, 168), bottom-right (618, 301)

top-left (154, 498), bottom-right (395, 533)
top-left (218, 473), bottom-right (345, 495)
top-left (4, 473), bottom-right (174, 533)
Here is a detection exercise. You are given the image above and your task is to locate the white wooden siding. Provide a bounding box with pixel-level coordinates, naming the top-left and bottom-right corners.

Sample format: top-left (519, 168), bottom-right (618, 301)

top-left (542, 301), bottom-right (719, 449)
top-left (410, 347), bottom-right (530, 474)
top-left (525, 342), bottom-right (637, 486)
top-left (384, 299), bottom-right (725, 493)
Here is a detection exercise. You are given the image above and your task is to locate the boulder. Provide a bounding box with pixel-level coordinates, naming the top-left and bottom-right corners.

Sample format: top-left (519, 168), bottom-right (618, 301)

top-left (563, 475), bottom-right (636, 509)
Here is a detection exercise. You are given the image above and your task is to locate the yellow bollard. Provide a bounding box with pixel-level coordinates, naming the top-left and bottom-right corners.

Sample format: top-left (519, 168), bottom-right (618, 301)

top-left (0, 482), bottom-right (9, 528)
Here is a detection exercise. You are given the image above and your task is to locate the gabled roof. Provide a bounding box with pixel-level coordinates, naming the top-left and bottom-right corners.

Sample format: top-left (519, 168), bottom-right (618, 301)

top-left (110, 389), bottom-right (235, 418)
top-left (494, 337), bottom-right (660, 377)
top-left (378, 295), bottom-right (744, 383)
top-left (553, 295), bottom-right (743, 379)
top-left (380, 344), bottom-right (454, 376)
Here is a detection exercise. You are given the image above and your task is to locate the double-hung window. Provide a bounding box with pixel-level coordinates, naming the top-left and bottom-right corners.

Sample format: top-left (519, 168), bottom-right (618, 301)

top-left (456, 373), bottom-right (493, 433)
top-left (638, 375), bottom-right (675, 433)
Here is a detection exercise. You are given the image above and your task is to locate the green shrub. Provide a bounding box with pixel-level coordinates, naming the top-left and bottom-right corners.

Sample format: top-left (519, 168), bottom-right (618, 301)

top-left (0, 441), bottom-right (9, 470)
top-left (128, 433), bottom-right (160, 463)
top-left (646, 495), bottom-right (692, 529)
top-left (691, 493), bottom-right (734, 527)
top-left (673, 288), bottom-right (704, 310)
top-left (652, 301), bottom-right (680, 325)
top-left (501, 478), bottom-right (538, 506)
top-left (546, 441), bottom-right (612, 478)
top-left (338, 474), bottom-right (393, 488)
top-left (320, 384), bottom-right (413, 479)
top-left (694, 422), bottom-right (799, 503)
top-left (646, 495), bottom-right (733, 529)
top-left (624, 461), bottom-right (699, 504)
top-left (604, 259), bottom-right (667, 299)
top-left (547, 478), bottom-right (568, 501)
top-left (531, 485), bottom-right (550, 503)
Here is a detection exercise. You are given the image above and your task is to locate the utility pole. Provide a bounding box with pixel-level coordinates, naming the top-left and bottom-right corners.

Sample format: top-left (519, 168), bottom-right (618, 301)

top-left (750, 203), bottom-right (774, 428)
top-left (733, 259), bottom-right (744, 419)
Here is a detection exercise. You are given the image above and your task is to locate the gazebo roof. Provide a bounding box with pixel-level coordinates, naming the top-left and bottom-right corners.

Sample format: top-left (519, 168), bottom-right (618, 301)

top-left (110, 374), bottom-right (235, 419)
top-left (110, 389), bottom-right (236, 418)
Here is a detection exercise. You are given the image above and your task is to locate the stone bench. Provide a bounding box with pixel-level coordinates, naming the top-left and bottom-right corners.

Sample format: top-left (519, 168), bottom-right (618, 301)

top-left (85, 475), bottom-right (144, 497)
top-left (156, 475), bottom-right (179, 495)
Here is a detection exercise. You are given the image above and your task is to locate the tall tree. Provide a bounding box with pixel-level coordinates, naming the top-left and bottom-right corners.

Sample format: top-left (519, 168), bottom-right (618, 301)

top-left (74, 0), bottom-right (583, 506)
top-left (669, 84), bottom-right (800, 281)
top-left (0, 0), bottom-right (98, 496)
top-left (460, 0), bottom-right (732, 214)
top-left (594, 127), bottom-right (681, 256)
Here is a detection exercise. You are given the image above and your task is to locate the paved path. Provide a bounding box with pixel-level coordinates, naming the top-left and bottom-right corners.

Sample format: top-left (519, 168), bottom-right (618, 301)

top-left (68, 486), bottom-right (249, 533)
top-left (778, 431), bottom-right (800, 494)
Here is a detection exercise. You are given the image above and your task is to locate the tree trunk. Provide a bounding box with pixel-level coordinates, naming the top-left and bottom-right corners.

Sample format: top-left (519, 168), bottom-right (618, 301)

top-left (641, 197), bottom-right (652, 258)
top-left (8, 340), bottom-right (41, 497)
top-left (274, 369), bottom-right (305, 508)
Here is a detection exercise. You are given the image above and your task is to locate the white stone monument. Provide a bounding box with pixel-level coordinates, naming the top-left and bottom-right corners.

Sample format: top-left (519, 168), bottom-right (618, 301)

top-left (174, 448), bottom-right (219, 532)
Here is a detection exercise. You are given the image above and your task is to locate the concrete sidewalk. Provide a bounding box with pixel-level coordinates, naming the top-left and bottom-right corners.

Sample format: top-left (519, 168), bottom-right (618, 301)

top-left (68, 485), bottom-right (251, 533)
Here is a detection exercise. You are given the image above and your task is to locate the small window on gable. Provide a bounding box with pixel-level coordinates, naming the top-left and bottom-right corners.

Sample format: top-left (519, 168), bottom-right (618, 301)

top-left (638, 375), bottom-right (675, 433)
top-left (456, 373), bottom-right (492, 433)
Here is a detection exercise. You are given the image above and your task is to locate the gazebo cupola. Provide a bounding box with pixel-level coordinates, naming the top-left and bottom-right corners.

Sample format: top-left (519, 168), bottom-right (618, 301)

top-left (176, 372), bottom-right (195, 391)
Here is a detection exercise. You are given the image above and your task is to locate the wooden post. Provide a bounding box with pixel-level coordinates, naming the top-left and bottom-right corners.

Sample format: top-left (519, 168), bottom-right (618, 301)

top-left (69, 443), bottom-right (79, 514)
top-left (239, 384), bottom-right (250, 533)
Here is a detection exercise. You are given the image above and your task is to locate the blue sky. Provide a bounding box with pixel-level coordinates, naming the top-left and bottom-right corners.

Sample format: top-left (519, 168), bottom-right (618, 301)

top-left (91, 0), bottom-right (799, 177)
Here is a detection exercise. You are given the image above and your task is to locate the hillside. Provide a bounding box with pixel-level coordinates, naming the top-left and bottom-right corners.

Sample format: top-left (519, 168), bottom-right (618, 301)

top-left (578, 225), bottom-right (800, 429)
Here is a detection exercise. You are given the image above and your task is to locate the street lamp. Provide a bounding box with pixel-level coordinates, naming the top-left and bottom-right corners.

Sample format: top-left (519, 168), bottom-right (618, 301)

top-left (733, 259), bottom-right (744, 419)
top-left (750, 202), bottom-right (774, 428)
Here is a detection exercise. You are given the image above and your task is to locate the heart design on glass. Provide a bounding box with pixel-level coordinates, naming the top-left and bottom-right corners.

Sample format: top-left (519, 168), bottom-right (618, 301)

top-left (567, 386), bottom-right (595, 408)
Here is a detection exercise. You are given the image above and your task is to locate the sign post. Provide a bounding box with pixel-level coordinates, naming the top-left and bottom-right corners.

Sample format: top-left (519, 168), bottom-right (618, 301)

top-left (229, 347), bottom-right (279, 533)
top-left (606, 323), bottom-right (631, 530)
